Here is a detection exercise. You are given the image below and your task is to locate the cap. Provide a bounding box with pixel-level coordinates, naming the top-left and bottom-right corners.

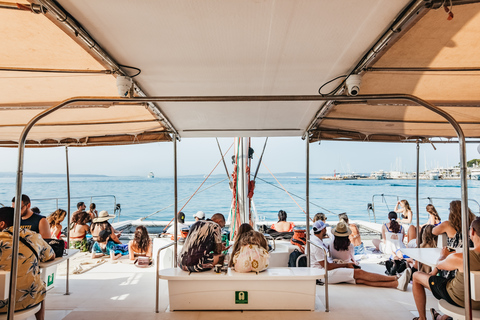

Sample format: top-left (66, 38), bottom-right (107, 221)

top-left (177, 211), bottom-right (185, 221)
top-left (193, 211), bottom-right (205, 220)
top-left (312, 221), bottom-right (327, 234)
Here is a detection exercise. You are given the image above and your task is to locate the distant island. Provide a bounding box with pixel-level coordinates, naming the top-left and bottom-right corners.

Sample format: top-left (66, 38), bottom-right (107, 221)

top-left (0, 172), bottom-right (108, 178)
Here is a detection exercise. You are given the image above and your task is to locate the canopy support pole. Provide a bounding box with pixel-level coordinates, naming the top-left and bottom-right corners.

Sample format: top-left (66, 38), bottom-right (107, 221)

top-left (415, 141), bottom-right (420, 247)
top-left (65, 146), bottom-right (71, 295)
top-left (306, 135), bottom-right (310, 267)
top-left (8, 94), bottom-right (471, 319)
top-left (173, 136), bottom-right (178, 268)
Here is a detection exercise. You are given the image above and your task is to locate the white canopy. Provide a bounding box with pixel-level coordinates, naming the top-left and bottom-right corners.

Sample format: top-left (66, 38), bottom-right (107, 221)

top-left (1, 0), bottom-right (480, 145)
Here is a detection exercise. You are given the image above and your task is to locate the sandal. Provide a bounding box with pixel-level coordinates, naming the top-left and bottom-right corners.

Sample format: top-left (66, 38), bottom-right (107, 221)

top-left (412, 317), bottom-right (420, 320)
top-left (431, 308), bottom-right (440, 320)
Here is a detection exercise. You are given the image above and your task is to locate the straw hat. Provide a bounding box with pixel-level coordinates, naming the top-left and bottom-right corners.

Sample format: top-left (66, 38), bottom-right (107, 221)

top-left (333, 221), bottom-right (352, 237)
top-left (92, 210), bottom-right (115, 223)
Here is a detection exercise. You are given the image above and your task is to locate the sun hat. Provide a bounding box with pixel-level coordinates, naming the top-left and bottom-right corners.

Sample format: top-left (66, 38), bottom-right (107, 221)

top-left (193, 211), bottom-right (205, 220)
top-left (333, 221), bottom-right (352, 237)
top-left (92, 210), bottom-right (115, 223)
top-left (312, 221), bottom-right (327, 234)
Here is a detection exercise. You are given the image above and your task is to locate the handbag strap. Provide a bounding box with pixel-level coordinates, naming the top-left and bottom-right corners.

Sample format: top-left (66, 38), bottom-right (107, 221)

top-left (6, 230), bottom-right (39, 261)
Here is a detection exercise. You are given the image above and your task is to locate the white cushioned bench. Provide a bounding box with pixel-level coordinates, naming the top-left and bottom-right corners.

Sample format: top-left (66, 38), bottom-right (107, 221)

top-left (158, 267), bottom-right (325, 311)
top-left (438, 271), bottom-right (480, 320)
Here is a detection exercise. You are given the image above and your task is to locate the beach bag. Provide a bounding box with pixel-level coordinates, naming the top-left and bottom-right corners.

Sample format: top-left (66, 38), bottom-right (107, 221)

top-left (385, 258), bottom-right (407, 276)
top-left (45, 238), bottom-right (65, 258)
top-left (290, 229), bottom-right (306, 253)
top-left (233, 244), bottom-right (269, 273)
top-left (288, 249), bottom-right (307, 267)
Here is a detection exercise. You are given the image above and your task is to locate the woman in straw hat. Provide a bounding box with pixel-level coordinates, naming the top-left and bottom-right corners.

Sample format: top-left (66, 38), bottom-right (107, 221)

top-left (329, 221), bottom-right (356, 264)
top-left (91, 210), bottom-right (122, 244)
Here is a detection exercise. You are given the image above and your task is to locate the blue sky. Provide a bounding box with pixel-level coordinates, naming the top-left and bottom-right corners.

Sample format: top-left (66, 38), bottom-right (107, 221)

top-left (0, 138), bottom-right (478, 177)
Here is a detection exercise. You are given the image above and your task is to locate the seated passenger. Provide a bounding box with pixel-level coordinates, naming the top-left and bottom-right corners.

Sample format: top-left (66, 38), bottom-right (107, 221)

top-left (87, 203), bottom-right (98, 221)
top-left (407, 204), bottom-right (442, 246)
top-left (47, 208), bottom-right (67, 240)
top-left (232, 230), bottom-right (269, 273)
top-left (69, 211), bottom-right (91, 252)
top-left (395, 199), bottom-right (413, 225)
top-left (178, 213), bottom-right (225, 272)
top-left (193, 211), bottom-right (205, 222)
top-left (270, 210), bottom-right (295, 232)
top-left (412, 217), bottom-right (480, 320)
top-left (0, 207), bottom-right (55, 319)
top-left (229, 223), bottom-right (254, 267)
top-left (128, 225), bottom-right (152, 260)
top-left (310, 220), bottom-right (411, 290)
top-left (91, 229), bottom-right (128, 261)
top-left (329, 221), bottom-right (355, 264)
top-left (372, 211), bottom-right (406, 256)
top-left (166, 211), bottom-right (190, 235)
top-left (338, 213), bottom-right (364, 255)
top-left (12, 194), bottom-right (50, 239)
top-left (91, 210), bottom-right (121, 244)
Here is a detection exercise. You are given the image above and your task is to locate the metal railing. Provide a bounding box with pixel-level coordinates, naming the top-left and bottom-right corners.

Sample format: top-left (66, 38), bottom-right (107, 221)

top-left (30, 195), bottom-right (120, 222)
top-left (306, 239), bottom-right (329, 312)
top-left (368, 194), bottom-right (480, 223)
top-left (155, 242), bottom-right (175, 313)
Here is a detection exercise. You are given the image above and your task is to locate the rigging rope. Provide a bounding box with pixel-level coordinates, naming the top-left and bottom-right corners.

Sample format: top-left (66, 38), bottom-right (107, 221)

top-left (256, 177), bottom-right (336, 215)
top-left (260, 160), bottom-right (310, 219)
top-left (139, 177), bottom-right (229, 221)
top-left (161, 142), bottom-right (234, 231)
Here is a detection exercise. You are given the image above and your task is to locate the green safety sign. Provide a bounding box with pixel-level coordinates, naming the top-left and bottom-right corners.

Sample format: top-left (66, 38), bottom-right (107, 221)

top-left (47, 273), bottom-right (55, 286)
top-left (235, 291), bottom-right (248, 304)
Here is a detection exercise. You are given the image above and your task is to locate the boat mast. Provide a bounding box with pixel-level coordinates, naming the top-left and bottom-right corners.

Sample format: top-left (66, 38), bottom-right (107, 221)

top-left (232, 137), bottom-right (250, 233)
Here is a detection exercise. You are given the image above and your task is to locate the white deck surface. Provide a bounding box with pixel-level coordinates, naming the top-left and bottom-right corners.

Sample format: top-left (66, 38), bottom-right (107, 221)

top-left (43, 240), bottom-right (443, 320)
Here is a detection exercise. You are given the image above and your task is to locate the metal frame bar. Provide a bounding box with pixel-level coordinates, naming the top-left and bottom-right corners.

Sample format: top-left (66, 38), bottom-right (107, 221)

top-left (65, 146), bottom-right (71, 295)
top-left (8, 93), bottom-right (471, 319)
top-left (173, 136), bottom-right (178, 268)
top-left (155, 242), bottom-right (175, 313)
top-left (415, 141), bottom-right (420, 246)
top-left (307, 240), bottom-right (329, 312)
top-left (306, 137), bottom-right (311, 267)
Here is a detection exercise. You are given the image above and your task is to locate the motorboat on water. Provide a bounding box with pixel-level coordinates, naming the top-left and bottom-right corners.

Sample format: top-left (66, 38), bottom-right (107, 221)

top-left (147, 172), bottom-right (155, 179)
top-left (3, 0), bottom-right (480, 319)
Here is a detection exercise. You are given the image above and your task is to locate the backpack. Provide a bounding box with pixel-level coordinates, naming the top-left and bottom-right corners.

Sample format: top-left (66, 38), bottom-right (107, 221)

top-left (288, 249), bottom-right (307, 267)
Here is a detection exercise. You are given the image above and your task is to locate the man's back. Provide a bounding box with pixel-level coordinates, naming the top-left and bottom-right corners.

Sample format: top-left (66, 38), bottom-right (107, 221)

top-left (177, 220), bottom-right (222, 272)
top-left (0, 227), bottom-right (55, 312)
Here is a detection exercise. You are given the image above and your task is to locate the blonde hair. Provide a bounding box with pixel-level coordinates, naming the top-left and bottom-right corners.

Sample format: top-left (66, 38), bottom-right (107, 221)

top-left (238, 230), bottom-right (268, 250)
top-left (46, 209), bottom-right (66, 227)
top-left (401, 200), bottom-right (412, 212)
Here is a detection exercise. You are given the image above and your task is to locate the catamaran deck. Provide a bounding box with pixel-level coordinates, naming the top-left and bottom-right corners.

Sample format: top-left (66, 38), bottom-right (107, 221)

top-left (44, 239), bottom-right (441, 320)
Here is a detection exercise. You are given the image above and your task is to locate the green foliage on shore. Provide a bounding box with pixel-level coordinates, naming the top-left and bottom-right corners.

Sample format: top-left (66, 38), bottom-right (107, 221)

top-left (467, 159), bottom-right (480, 167)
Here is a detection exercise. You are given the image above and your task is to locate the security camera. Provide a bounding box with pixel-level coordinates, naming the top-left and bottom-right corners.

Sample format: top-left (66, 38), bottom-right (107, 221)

top-left (116, 76), bottom-right (132, 97)
top-left (346, 74), bottom-right (362, 96)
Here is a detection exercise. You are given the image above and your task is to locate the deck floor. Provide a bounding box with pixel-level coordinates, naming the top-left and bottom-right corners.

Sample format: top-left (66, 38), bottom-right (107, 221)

top-left (44, 242), bottom-right (441, 320)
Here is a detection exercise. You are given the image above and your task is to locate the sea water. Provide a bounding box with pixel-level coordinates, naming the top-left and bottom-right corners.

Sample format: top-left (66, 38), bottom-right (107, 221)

top-left (0, 175), bottom-right (479, 225)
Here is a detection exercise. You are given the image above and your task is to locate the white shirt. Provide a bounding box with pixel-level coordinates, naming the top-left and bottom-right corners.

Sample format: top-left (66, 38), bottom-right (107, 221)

top-left (310, 235), bottom-right (331, 269)
top-left (166, 222), bottom-right (190, 234)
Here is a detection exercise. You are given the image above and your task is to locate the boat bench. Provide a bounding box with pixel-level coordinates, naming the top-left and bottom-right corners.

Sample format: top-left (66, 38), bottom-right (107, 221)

top-left (438, 271), bottom-right (480, 320)
top-left (0, 271), bottom-right (41, 319)
top-left (157, 267), bottom-right (325, 311)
